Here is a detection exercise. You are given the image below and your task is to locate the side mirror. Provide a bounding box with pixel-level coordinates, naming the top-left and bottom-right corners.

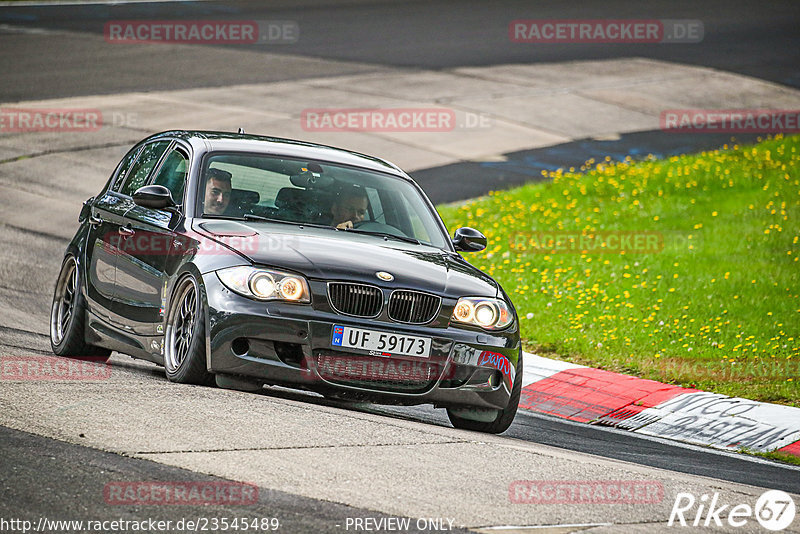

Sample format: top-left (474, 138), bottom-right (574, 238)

top-left (452, 227), bottom-right (487, 252)
top-left (132, 185), bottom-right (175, 210)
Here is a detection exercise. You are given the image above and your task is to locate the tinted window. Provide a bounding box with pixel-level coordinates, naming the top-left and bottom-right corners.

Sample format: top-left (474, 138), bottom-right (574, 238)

top-left (151, 148), bottom-right (189, 205)
top-left (119, 141), bottom-right (170, 197)
top-left (197, 153), bottom-right (448, 249)
top-left (198, 160), bottom-right (290, 210)
top-left (111, 145), bottom-right (143, 192)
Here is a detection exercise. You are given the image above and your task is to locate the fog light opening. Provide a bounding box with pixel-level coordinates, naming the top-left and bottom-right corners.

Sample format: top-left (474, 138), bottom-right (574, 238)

top-left (465, 368), bottom-right (497, 388)
top-left (488, 370), bottom-right (502, 388)
top-left (231, 337), bottom-right (250, 357)
top-left (274, 341), bottom-right (304, 368)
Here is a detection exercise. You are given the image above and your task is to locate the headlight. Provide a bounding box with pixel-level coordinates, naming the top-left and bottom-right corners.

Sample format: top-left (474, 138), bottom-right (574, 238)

top-left (451, 297), bottom-right (514, 330)
top-left (216, 266), bottom-right (310, 303)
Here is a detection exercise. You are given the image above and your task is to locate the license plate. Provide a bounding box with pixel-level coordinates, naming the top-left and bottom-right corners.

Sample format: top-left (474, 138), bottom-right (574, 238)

top-left (331, 325), bottom-right (431, 358)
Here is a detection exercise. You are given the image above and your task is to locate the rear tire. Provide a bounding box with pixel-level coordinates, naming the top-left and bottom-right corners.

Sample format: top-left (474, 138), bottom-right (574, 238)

top-left (50, 255), bottom-right (111, 360)
top-left (447, 349), bottom-right (523, 434)
top-left (164, 275), bottom-right (213, 385)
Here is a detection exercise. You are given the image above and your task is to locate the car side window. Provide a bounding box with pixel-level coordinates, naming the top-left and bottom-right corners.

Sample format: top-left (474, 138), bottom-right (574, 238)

top-left (111, 145), bottom-right (143, 192)
top-left (151, 148), bottom-right (189, 205)
top-left (119, 141), bottom-right (170, 197)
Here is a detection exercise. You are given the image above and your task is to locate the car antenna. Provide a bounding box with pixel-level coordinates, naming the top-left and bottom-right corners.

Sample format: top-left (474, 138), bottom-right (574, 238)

top-left (238, 127), bottom-right (245, 134)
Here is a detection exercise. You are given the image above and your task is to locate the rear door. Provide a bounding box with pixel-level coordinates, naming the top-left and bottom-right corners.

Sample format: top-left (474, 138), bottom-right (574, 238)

top-left (84, 144), bottom-right (143, 323)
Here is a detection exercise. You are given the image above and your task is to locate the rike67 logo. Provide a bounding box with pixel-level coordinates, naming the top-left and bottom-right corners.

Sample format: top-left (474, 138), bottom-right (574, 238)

top-left (669, 490), bottom-right (796, 531)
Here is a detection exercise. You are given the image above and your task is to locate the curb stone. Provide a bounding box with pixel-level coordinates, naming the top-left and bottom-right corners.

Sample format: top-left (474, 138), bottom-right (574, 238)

top-left (520, 352), bottom-right (800, 458)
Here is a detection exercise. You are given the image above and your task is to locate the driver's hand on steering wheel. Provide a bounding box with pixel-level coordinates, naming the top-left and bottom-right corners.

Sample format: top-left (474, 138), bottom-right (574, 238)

top-left (336, 220), bottom-right (354, 229)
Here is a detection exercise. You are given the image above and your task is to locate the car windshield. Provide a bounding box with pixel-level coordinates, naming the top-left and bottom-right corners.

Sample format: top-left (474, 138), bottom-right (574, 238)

top-left (197, 152), bottom-right (449, 249)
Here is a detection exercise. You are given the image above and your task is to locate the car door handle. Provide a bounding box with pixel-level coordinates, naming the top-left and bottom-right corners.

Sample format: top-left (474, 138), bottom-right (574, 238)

top-left (118, 226), bottom-right (135, 237)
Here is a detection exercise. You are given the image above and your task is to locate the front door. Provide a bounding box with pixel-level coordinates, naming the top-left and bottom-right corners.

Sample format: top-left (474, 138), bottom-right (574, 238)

top-left (113, 145), bottom-right (189, 341)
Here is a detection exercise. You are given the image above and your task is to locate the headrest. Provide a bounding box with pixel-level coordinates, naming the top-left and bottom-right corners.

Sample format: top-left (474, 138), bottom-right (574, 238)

top-left (275, 187), bottom-right (307, 209)
top-left (230, 189), bottom-right (260, 205)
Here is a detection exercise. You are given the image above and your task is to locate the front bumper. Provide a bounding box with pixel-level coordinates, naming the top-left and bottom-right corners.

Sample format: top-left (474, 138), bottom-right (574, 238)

top-left (202, 273), bottom-right (521, 410)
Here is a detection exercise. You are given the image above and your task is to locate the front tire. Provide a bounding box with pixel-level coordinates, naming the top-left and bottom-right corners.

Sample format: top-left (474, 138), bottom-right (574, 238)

top-left (164, 275), bottom-right (213, 385)
top-left (447, 349), bottom-right (523, 434)
top-left (50, 255), bottom-right (111, 359)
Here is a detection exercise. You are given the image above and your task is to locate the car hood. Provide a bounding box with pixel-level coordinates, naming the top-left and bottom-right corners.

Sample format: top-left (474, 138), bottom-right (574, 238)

top-left (195, 220), bottom-right (498, 297)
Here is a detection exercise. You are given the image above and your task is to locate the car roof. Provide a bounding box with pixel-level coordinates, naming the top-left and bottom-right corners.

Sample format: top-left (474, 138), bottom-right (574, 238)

top-left (146, 130), bottom-right (409, 179)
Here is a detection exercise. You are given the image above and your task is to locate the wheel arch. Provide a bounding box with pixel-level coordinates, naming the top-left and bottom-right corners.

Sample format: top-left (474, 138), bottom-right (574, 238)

top-left (62, 222), bottom-right (91, 298)
top-left (164, 262), bottom-right (212, 372)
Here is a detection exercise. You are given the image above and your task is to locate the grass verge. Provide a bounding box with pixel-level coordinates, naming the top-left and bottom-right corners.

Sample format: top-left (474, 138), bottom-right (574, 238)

top-left (437, 135), bottom-right (799, 405)
top-left (751, 450), bottom-right (800, 466)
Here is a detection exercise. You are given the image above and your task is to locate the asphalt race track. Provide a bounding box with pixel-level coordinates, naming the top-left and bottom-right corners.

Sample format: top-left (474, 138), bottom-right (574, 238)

top-left (1, 0), bottom-right (799, 102)
top-left (1, 1), bottom-right (800, 532)
top-left (1, 425), bottom-right (469, 534)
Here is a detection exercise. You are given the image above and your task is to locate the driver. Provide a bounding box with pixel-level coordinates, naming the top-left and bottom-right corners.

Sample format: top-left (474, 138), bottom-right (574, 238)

top-left (203, 168), bottom-right (232, 215)
top-left (330, 186), bottom-right (368, 229)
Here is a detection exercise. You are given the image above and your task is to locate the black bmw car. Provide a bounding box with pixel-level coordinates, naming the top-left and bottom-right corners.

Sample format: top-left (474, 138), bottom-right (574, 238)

top-left (50, 131), bottom-right (522, 433)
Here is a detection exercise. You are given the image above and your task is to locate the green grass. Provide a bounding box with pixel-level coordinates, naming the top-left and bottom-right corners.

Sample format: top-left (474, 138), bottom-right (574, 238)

top-left (438, 135), bottom-right (800, 405)
top-left (752, 450), bottom-right (800, 466)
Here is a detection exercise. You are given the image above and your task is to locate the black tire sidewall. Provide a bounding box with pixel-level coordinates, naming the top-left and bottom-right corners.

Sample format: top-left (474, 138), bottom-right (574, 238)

top-left (51, 256), bottom-right (77, 353)
top-left (165, 275), bottom-right (211, 384)
top-left (50, 255), bottom-right (111, 359)
top-left (448, 349), bottom-right (523, 434)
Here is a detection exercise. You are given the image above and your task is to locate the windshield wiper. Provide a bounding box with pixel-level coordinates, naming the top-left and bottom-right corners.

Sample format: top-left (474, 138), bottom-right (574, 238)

top-left (242, 214), bottom-right (276, 223)
top-left (344, 228), bottom-right (421, 245)
top-left (243, 214), bottom-right (333, 230)
top-left (200, 213), bottom-right (244, 220)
